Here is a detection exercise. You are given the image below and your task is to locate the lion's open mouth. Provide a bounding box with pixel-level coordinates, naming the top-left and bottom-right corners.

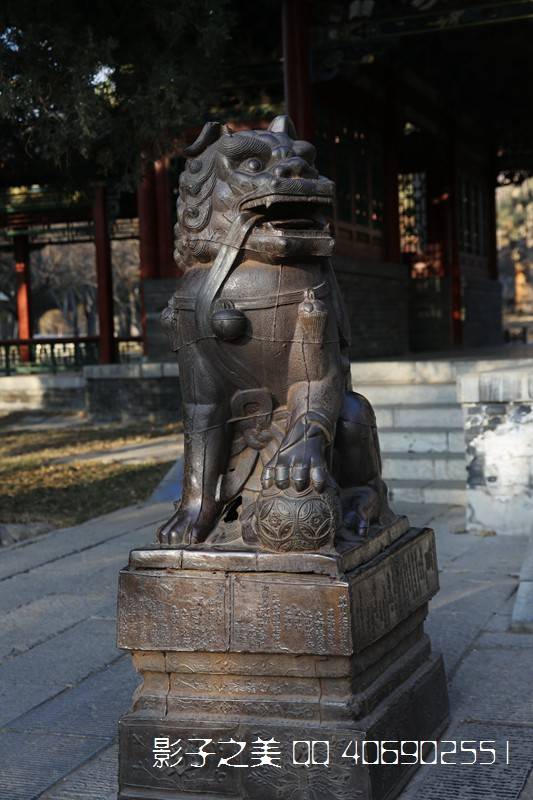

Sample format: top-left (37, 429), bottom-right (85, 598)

top-left (241, 195), bottom-right (332, 236)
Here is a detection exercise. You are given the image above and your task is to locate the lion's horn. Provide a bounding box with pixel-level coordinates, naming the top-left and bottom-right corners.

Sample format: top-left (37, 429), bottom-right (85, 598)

top-left (184, 121), bottom-right (231, 157)
top-left (268, 115), bottom-right (297, 138)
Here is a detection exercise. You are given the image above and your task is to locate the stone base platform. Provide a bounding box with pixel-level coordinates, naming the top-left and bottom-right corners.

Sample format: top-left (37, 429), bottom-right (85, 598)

top-left (117, 524), bottom-right (449, 799)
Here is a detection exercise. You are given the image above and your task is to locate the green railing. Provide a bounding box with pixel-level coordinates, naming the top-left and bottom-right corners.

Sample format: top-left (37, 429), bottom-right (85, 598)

top-left (0, 336), bottom-right (143, 376)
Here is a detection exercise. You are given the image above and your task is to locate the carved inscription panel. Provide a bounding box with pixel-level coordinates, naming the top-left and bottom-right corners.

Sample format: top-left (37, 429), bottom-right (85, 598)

top-left (117, 570), bottom-right (228, 651)
top-left (231, 575), bottom-right (353, 656)
top-left (118, 530), bottom-right (436, 657)
top-left (349, 529), bottom-right (438, 652)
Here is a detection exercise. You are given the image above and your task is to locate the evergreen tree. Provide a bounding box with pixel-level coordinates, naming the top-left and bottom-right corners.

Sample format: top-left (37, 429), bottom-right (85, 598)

top-left (0, 0), bottom-right (236, 188)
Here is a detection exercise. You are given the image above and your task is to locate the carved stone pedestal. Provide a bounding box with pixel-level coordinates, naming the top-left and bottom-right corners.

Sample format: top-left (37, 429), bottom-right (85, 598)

top-left (117, 521), bottom-right (449, 800)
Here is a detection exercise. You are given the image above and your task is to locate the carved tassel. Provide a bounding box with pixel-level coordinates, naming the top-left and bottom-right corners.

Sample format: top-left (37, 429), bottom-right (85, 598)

top-left (296, 288), bottom-right (328, 344)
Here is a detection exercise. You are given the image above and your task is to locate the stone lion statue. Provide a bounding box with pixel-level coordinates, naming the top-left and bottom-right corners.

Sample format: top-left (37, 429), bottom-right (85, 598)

top-left (159, 115), bottom-right (396, 551)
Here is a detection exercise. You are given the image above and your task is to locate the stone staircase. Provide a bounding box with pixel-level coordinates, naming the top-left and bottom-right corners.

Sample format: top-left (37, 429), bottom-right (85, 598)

top-left (349, 353), bottom-right (533, 504)
top-left (351, 361), bottom-right (466, 505)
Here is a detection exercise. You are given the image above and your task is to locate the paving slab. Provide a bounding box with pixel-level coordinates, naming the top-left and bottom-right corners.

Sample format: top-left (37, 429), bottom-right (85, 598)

top-left (401, 721), bottom-right (533, 800)
top-left (0, 519), bottom-right (165, 614)
top-left (476, 630), bottom-right (533, 648)
top-left (0, 732), bottom-right (110, 800)
top-left (521, 769), bottom-right (533, 799)
top-left (449, 647), bottom-right (533, 725)
top-left (0, 683), bottom-right (66, 732)
top-left (397, 503), bottom-right (532, 799)
top-left (512, 536), bottom-right (533, 633)
top-left (0, 501), bottom-right (170, 582)
top-left (443, 534), bottom-right (528, 578)
top-left (425, 571), bottom-right (517, 676)
top-left (0, 592), bottom-right (112, 660)
top-left (394, 501), bottom-right (458, 528)
top-left (394, 503), bottom-right (475, 564)
top-left (0, 495), bottom-right (529, 799)
top-left (6, 657), bottom-right (139, 739)
top-left (0, 411), bottom-right (87, 431)
top-left (41, 743), bottom-right (118, 800)
top-left (149, 456), bottom-right (183, 503)
top-left (0, 619), bottom-right (120, 713)
top-left (518, 540), bottom-right (533, 581)
top-left (512, 580), bottom-right (533, 632)
top-left (483, 595), bottom-right (515, 632)
top-left (52, 434), bottom-right (182, 465)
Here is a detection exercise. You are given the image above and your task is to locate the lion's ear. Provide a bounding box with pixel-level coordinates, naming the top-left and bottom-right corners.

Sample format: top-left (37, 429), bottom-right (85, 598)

top-left (183, 121), bottom-right (232, 157)
top-left (268, 115), bottom-right (297, 139)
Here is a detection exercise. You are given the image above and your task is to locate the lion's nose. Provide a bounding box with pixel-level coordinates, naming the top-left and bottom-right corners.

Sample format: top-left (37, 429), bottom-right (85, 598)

top-left (272, 157), bottom-right (312, 179)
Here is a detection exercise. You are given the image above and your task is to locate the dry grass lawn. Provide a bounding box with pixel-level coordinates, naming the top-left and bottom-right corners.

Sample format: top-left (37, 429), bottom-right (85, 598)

top-left (0, 415), bottom-right (181, 528)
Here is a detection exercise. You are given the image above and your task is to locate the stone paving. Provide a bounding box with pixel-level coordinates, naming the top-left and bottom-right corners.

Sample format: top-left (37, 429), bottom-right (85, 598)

top-left (50, 434), bottom-right (181, 466)
top-left (0, 498), bottom-right (531, 799)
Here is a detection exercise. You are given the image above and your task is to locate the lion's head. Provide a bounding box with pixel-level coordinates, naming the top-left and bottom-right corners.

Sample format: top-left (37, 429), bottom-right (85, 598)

top-left (175, 115), bottom-right (334, 267)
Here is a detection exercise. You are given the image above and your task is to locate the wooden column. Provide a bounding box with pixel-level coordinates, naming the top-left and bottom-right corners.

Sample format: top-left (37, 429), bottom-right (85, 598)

top-left (447, 132), bottom-right (463, 347)
top-left (383, 83), bottom-right (401, 264)
top-left (486, 161), bottom-right (498, 281)
top-left (154, 157), bottom-right (175, 278)
top-left (93, 185), bottom-right (116, 363)
top-left (138, 162), bottom-right (159, 281)
top-left (14, 233), bottom-right (32, 362)
top-left (282, 0), bottom-right (314, 141)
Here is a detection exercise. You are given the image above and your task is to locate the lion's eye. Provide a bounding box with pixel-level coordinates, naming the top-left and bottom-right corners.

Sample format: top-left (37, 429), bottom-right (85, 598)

top-left (243, 158), bottom-right (263, 172)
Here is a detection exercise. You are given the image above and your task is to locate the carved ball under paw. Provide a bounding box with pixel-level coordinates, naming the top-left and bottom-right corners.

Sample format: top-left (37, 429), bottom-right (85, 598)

top-left (252, 486), bottom-right (340, 552)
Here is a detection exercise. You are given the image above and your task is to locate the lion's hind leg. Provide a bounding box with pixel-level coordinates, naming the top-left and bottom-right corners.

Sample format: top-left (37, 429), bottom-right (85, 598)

top-left (334, 390), bottom-right (396, 536)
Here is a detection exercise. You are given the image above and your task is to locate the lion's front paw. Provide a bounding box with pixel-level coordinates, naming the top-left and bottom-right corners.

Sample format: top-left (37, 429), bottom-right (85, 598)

top-left (157, 503), bottom-right (214, 546)
top-left (261, 435), bottom-right (329, 493)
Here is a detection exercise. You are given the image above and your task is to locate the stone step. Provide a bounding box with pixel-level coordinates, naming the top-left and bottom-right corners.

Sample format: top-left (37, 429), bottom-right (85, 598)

top-left (352, 360), bottom-right (456, 385)
top-left (378, 428), bottom-right (465, 454)
top-left (351, 356), bottom-right (533, 385)
top-left (374, 403), bottom-right (464, 429)
top-left (0, 373), bottom-right (85, 411)
top-left (355, 382), bottom-right (458, 405)
top-left (387, 479), bottom-right (466, 506)
top-left (381, 451), bottom-right (466, 481)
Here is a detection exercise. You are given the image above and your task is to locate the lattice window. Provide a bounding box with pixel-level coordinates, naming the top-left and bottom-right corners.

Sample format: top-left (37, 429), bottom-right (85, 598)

top-left (353, 130), bottom-right (370, 229)
top-left (399, 172), bottom-right (427, 255)
top-left (458, 173), bottom-right (488, 256)
top-left (336, 142), bottom-right (352, 223)
top-left (314, 116), bottom-right (384, 255)
top-left (371, 153), bottom-right (384, 231)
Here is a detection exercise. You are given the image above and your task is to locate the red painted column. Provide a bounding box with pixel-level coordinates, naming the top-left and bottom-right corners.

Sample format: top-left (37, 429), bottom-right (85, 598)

top-left (282, 0), bottom-right (314, 141)
top-left (93, 185), bottom-right (116, 363)
top-left (154, 157), bottom-right (176, 278)
top-left (138, 161), bottom-right (159, 281)
top-left (14, 233), bottom-right (32, 362)
top-left (138, 161), bottom-right (160, 353)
